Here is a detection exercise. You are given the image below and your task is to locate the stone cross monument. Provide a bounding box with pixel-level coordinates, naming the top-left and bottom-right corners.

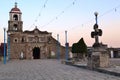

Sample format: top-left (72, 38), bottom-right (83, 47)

top-left (87, 12), bottom-right (109, 69)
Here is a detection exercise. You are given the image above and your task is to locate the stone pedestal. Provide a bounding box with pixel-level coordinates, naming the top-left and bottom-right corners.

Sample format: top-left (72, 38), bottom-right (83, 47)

top-left (87, 48), bottom-right (109, 69)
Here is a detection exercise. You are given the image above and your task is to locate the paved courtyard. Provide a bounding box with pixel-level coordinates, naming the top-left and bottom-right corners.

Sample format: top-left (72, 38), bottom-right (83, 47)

top-left (0, 59), bottom-right (119, 80)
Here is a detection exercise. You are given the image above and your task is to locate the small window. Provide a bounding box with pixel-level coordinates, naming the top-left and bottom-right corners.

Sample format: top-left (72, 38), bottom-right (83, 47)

top-left (14, 38), bottom-right (18, 43)
top-left (28, 37), bottom-right (33, 42)
top-left (15, 39), bottom-right (17, 42)
top-left (48, 37), bottom-right (51, 43)
top-left (34, 30), bottom-right (38, 34)
top-left (39, 37), bottom-right (45, 42)
top-left (13, 15), bottom-right (18, 21)
top-left (21, 37), bottom-right (24, 42)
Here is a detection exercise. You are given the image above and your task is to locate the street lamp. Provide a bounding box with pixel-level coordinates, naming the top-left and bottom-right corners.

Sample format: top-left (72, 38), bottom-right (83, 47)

top-left (57, 34), bottom-right (60, 60)
top-left (3, 28), bottom-right (6, 64)
top-left (7, 32), bottom-right (11, 61)
top-left (94, 12), bottom-right (98, 24)
top-left (91, 12), bottom-right (102, 47)
top-left (65, 30), bottom-right (69, 60)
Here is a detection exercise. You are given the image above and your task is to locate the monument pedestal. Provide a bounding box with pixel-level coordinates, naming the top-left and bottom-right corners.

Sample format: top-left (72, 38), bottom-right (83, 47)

top-left (88, 47), bottom-right (109, 69)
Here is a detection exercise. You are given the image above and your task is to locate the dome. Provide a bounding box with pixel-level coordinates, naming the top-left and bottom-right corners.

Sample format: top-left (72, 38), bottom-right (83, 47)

top-left (11, 7), bottom-right (20, 12)
top-left (10, 2), bottom-right (22, 14)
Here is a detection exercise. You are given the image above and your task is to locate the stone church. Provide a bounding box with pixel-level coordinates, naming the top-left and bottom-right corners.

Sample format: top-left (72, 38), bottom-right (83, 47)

top-left (7, 3), bottom-right (65, 59)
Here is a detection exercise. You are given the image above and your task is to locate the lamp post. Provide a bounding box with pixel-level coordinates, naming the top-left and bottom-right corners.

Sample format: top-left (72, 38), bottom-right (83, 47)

top-left (57, 34), bottom-right (60, 60)
top-left (94, 12), bottom-right (98, 24)
top-left (65, 31), bottom-right (69, 60)
top-left (7, 32), bottom-right (11, 61)
top-left (3, 28), bottom-right (6, 64)
top-left (94, 12), bottom-right (99, 44)
top-left (91, 12), bottom-right (102, 47)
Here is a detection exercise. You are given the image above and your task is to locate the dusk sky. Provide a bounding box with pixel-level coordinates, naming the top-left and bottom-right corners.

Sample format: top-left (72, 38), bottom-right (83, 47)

top-left (0, 0), bottom-right (120, 47)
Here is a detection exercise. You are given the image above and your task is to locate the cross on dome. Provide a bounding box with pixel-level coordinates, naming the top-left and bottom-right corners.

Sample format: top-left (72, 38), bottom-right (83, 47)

top-left (10, 2), bottom-right (21, 14)
top-left (15, 2), bottom-right (17, 8)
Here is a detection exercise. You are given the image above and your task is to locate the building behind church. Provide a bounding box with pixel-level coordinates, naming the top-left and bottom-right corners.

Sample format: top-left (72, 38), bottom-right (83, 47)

top-left (7, 3), bottom-right (66, 59)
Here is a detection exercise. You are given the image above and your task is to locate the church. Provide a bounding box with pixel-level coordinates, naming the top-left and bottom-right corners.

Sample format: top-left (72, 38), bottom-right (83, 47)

top-left (7, 3), bottom-right (66, 59)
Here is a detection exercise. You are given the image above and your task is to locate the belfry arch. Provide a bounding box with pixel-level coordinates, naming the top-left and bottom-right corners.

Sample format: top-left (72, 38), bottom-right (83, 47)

top-left (13, 14), bottom-right (18, 21)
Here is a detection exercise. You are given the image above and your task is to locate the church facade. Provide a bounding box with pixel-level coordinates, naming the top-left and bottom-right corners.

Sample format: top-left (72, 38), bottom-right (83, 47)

top-left (7, 3), bottom-right (65, 59)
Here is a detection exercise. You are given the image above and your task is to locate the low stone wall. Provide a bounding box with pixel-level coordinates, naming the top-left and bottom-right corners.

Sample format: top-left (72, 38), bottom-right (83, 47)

top-left (66, 63), bottom-right (120, 77)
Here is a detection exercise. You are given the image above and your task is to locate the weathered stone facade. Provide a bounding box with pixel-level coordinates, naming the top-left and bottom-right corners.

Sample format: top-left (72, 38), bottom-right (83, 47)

top-left (7, 3), bottom-right (65, 59)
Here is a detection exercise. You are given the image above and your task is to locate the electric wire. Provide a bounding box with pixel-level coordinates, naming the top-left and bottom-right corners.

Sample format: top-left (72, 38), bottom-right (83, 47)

top-left (57, 3), bottom-right (120, 37)
top-left (30, 0), bottom-right (49, 29)
top-left (40, 0), bottom-right (77, 28)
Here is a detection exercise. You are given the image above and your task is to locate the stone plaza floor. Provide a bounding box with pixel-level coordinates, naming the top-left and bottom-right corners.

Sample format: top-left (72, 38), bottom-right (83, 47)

top-left (0, 59), bottom-right (120, 80)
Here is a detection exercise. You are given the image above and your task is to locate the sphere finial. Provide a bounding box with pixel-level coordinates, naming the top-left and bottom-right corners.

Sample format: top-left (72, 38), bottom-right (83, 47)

top-left (94, 12), bottom-right (98, 17)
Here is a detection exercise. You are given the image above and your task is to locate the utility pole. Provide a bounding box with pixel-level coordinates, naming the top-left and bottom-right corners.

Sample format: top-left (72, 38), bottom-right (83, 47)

top-left (3, 28), bottom-right (6, 64)
top-left (65, 31), bottom-right (69, 60)
top-left (57, 34), bottom-right (60, 60)
top-left (7, 32), bottom-right (10, 61)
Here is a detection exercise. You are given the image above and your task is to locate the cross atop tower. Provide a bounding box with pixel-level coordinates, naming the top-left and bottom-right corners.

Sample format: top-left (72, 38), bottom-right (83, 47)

top-left (15, 2), bottom-right (17, 8)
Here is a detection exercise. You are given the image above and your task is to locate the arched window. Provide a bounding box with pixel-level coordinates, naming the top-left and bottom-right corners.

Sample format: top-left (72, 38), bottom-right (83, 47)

top-left (13, 14), bottom-right (18, 21)
top-left (13, 24), bottom-right (18, 31)
top-left (21, 37), bottom-right (24, 42)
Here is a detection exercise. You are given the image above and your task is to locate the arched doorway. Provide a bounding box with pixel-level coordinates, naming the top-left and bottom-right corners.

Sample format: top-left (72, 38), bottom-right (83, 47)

top-left (33, 47), bottom-right (40, 59)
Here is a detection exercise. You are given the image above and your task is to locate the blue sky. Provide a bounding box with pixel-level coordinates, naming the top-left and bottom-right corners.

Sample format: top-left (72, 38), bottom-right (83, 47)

top-left (0, 0), bottom-right (120, 47)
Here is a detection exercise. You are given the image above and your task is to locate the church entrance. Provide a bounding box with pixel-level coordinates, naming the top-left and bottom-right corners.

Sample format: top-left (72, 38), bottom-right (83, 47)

top-left (33, 47), bottom-right (40, 59)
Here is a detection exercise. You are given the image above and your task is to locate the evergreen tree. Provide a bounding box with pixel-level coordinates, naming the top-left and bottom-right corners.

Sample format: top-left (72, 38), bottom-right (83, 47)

top-left (72, 38), bottom-right (87, 59)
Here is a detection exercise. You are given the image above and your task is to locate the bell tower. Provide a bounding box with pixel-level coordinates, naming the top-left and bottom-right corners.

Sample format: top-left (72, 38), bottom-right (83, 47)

top-left (8, 2), bottom-right (23, 33)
